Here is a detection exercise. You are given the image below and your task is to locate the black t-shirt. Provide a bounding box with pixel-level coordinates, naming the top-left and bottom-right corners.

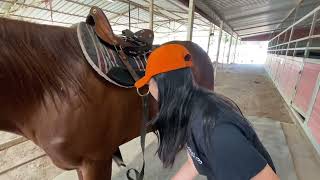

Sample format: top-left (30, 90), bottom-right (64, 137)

top-left (187, 111), bottom-right (276, 180)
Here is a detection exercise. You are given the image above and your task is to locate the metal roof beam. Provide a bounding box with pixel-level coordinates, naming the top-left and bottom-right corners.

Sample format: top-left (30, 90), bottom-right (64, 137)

top-left (0, 0), bottom-right (86, 18)
top-left (112, 19), bottom-right (209, 29)
top-left (64, 0), bottom-right (119, 15)
top-left (114, 0), bottom-right (201, 31)
top-left (166, 0), bottom-right (209, 28)
top-left (234, 21), bottom-right (283, 31)
top-left (178, 0), bottom-right (237, 36)
top-left (0, 13), bottom-right (73, 25)
top-left (115, 0), bottom-right (171, 21)
top-left (240, 29), bottom-right (280, 37)
top-left (65, 0), bottom-right (148, 23)
top-left (109, 6), bottom-right (138, 21)
top-left (155, 29), bottom-right (211, 34)
top-left (227, 7), bottom-right (295, 23)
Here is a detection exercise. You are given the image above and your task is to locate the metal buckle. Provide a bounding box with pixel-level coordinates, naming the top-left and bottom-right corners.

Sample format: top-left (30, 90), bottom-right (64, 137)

top-left (114, 45), bottom-right (123, 53)
top-left (136, 88), bottom-right (150, 97)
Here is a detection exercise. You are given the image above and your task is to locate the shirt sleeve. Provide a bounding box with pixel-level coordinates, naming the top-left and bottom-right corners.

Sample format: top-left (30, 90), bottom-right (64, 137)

top-left (206, 123), bottom-right (267, 180)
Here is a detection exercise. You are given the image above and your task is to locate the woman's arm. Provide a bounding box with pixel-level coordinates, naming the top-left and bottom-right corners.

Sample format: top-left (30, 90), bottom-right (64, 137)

top-left (171, 153), bottom-right (199, 180)
top-left (251, 164), bottom-right (279, 180)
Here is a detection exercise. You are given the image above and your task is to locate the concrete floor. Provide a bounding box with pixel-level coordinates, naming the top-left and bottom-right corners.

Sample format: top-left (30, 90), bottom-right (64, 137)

top-left (55, 117), bottom-right (299, 180)
top-left (2, 64), bottom-right (320, 180)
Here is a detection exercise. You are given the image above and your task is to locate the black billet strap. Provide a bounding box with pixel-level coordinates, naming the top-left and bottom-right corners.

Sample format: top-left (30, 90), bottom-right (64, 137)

top-left (117, 48), bottom-right (140, 81)
top-left (116, 33), bottom-right (148, 180)
top-left (127, 95), bottom-right (149, 180)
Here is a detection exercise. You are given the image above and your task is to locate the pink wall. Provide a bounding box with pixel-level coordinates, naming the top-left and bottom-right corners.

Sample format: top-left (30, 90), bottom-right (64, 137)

top-left (266, 55), bottom-right (320, 147)
top-left (270, 57), bottom-right (280, 81)
top-left (280, 60), bottom-right (303, 100)
top-left (308, 92), bottom-right (320, 144)
top-left (267, 57), bottom-right (303, 101)
top-left (293, 63), bottom-right (320, 114)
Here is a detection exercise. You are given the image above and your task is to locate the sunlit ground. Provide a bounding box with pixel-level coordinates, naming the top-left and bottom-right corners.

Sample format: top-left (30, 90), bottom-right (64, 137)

top-left (236, 41), bottom-right (268, 64)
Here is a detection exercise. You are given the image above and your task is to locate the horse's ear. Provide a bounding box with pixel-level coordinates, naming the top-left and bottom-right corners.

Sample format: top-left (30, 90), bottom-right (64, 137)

top-left (184, 54), bottom-right (192, 61)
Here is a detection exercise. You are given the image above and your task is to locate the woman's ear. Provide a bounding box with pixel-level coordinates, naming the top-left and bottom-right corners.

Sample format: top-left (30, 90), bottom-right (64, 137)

top-left (149, 78), bottom-right (159, 101)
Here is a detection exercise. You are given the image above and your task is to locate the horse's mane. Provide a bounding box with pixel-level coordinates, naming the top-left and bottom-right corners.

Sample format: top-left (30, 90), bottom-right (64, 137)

top-left (0, 18), bottom-right (87, 107)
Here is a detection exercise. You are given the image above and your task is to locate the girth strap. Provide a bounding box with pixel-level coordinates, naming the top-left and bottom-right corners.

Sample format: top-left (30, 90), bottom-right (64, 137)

top-left (117, 48), bottom-right (140, 81)
top-left (116, 44), bottom-right (148, 180)
top-left (126, 95), bottom-right (149, 180)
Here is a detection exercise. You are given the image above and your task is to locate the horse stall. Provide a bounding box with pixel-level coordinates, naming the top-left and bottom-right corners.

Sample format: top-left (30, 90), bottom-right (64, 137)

top-left (1, 0), bottom-right (320, 180)
top-left (266, 0), bottom-right (320, 156)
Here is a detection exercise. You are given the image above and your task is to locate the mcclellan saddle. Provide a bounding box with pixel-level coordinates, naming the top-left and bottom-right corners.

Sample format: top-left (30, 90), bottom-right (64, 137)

top-left (77, 6), bottom-right (155, 169)
top-left (77, 6), bottom-right (154, 88)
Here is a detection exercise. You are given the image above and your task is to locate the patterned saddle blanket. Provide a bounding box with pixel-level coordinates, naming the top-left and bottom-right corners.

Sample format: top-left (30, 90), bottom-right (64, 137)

top-left (77, 22), bottom-right (150, 88)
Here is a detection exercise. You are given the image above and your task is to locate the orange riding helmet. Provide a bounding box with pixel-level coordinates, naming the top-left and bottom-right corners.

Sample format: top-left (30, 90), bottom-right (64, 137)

top-left (134, 44), bottom-right (193, 89)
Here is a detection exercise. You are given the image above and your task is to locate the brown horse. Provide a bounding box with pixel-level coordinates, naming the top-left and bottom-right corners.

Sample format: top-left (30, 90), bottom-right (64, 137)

top-left (0, 18), bottom-right (214, 180)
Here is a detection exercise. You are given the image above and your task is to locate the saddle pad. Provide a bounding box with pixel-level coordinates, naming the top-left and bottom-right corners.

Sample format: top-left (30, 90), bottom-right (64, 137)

top-left (77, 22), bottom-right (147, 88)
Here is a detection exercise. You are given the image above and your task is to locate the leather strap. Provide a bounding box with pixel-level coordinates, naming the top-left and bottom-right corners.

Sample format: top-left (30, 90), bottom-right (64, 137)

top-left (127, 95), bottom-right (148, 180)
top-left (116, 31), bottom-right (148, 180)
top-left (117, 47), bottom-right (140, 81)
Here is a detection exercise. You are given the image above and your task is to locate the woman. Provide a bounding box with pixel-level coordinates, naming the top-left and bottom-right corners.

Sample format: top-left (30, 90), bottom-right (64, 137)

top-left (135, 44), bottom-right (279, 180)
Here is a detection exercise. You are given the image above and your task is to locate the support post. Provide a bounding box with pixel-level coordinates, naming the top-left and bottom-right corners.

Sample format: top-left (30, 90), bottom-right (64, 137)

top-left (305, 11), bottom-right (318, 58)
top-left (286, 7), bottom-right (300, 56)
top-left (214, 21), bottom-right (223, 80)
top-left (227, 33), bottom-right (233, 64)
top-left (149, 0), bottom-right (154, 30)
top-left (186, 0), bottom-right (195, 41)
top-left (128, 0), bottom-right (131, 30)
top-left (221, 34), bottom-right (227, 69)
top-left (207, 23), bottom-right (214, 54)
top-left (233, 36), bottom-right (238, 63)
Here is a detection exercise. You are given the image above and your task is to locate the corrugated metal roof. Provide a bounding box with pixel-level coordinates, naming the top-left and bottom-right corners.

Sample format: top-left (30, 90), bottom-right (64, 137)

top-left (190, 0), bottom-right (301, 37)
top-left (4, 0), bottom-right (313, 40)
top-left (178, 0), bottom-right (320, 39)
top-left (0, 0), bottom-right (211, 37)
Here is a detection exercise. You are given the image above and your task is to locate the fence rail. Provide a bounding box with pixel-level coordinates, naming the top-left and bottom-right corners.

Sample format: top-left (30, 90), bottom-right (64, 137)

top-left (268, 4), bottom-right (320, 59)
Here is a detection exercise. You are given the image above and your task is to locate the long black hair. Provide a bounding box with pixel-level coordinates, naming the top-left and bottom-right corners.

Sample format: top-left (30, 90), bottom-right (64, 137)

top-left (153, 68), bottom-right (252, 168)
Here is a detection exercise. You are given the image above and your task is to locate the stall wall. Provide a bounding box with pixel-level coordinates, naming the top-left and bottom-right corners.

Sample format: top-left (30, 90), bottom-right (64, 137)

top-left (276, 58), bottom-right (303, 102)
top-left (293, 62), bottom-right (320, 114)
top-left (266, 54), bottom-right (320, 152)
top-left (308, 91), bottom-right (320, 144)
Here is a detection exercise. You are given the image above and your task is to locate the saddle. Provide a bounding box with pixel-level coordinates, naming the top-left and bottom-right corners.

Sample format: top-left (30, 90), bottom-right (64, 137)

top-left (86, 7), bottom-right (154, 55)
top-left (77, 6), bottom-right (154, 87)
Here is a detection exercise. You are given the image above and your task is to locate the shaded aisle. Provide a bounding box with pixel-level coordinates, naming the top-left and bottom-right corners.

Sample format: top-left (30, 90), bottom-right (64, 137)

top-left (215, 64), bottom-right (292, 123)
top-left (215, 64), bottom-right (320, 180)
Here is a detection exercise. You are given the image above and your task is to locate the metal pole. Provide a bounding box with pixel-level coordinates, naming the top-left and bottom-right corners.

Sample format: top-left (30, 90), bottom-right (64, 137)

top-left (221, 34), bottom-right (227, 69)
top-left (305, 11), bottom-right (318, 58)
top-left (186, 0), bottom-right (195, 41)
top-left (149, 0), bottom-right (154, 30)
top-left (227, 33), bottom-right (233, 64)
top-left (214, 21), bottom-right (223, 80)
top-left (238, 40), bottom-right (241, 63)
top-left (275, 36), bottom-right (280, 55)
top-left (233, 36), bottom-right (238, 63)
top-left (286, 7), bottom-right (300, 56)
top-left (128, 0), bottom-right (131, 30)
top-left (207, 23), bottom-right (214, 54)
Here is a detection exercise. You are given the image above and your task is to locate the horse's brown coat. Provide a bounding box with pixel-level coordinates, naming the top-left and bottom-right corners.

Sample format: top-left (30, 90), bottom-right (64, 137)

top-left (0, 18), bottom-right (214, 180)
